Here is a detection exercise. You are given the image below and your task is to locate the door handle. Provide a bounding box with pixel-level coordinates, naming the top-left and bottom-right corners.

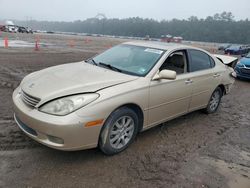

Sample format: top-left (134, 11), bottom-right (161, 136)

top-left (185, 79), bottom-right (193, 84)
top-left (213, 73), bottom-right (221, 78)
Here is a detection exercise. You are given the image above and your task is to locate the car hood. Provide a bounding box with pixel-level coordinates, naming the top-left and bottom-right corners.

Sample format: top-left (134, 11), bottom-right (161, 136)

top-left (21, 62), bottom-right (138, 103)
top-left (240, 57), bottom-right (250, 66)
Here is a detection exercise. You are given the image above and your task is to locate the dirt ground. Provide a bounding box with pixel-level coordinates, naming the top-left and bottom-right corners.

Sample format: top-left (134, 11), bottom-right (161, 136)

top-left (0, 33), bottom-right (250, 188)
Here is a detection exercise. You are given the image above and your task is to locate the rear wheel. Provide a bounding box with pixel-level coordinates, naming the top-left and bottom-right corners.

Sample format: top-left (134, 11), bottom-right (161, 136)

top-left (204, 87), bottom-right (223, 114)
top-left (99, 107), bottom-right (139, 155)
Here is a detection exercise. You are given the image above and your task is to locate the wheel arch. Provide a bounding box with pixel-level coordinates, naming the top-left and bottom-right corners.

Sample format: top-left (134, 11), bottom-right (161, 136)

top-left (218, 84), bottom-right (226, 95)
top-left (110, 103), bottom-right (144, 132)
top-left (101, 103), bottom-right (144, 133)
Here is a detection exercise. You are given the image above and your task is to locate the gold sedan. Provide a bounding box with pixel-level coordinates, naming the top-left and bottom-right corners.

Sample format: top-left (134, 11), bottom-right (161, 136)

top-left (13, 41), bottom-right (235, 155)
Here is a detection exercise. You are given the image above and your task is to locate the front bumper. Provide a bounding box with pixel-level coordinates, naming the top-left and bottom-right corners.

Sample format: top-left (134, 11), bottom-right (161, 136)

top-left (235, 66), bottom-right (250, 80)
top-left (13, 87), bottom-right (104, 151)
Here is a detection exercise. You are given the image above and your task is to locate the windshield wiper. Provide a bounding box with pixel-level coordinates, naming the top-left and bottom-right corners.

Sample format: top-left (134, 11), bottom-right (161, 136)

top-left (86, 58), bottom-right (98, 66)
top-left (99, 62), bottom-right (122, 72)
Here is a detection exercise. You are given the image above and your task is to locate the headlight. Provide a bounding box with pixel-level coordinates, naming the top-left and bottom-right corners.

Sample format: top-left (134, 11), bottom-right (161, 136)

top-left (39, 93), bottom-right (99, 116)
top-left (236, 61), bottom-right (243, 67)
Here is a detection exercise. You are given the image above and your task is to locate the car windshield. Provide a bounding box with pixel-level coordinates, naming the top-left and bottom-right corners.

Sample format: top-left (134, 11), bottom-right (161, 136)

top-left (92, 44), bottom-right (165, 76)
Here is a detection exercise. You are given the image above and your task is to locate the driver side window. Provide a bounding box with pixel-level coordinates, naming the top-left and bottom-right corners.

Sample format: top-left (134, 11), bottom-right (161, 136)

top-left (160, 50), bottom-right (187, 74)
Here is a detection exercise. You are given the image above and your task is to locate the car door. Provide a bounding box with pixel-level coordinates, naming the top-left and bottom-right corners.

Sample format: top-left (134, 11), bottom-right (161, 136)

top-left (147, 50), bottom-right (193, 128)
top-left (187, 49), bottom-right (221, 112)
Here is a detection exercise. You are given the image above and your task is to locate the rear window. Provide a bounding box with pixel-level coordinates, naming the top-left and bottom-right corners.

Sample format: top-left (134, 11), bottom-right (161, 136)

top-left (188, 50), bottom-right (214, 72)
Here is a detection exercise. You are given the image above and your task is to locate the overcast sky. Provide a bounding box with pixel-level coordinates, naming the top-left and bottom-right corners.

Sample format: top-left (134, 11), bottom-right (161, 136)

top-left (0, 0), bottom-right (249, 21)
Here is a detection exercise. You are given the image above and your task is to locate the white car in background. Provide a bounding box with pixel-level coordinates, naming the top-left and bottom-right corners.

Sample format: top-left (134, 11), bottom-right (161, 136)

top-left (5, 25), bottom-right (18, 33)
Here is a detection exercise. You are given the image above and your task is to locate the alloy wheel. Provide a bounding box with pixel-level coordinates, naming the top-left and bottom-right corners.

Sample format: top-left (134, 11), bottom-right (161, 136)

top-left (209, 90), bottom-right (221, 111)
top-left (109, 116), bottom-right (135, 149)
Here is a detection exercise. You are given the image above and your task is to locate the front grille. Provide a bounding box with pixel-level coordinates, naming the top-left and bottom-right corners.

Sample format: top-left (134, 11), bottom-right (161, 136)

top-left (241, 68), bottom-right (250, 75)
top-left (21, 90), bottom-right (41, 107)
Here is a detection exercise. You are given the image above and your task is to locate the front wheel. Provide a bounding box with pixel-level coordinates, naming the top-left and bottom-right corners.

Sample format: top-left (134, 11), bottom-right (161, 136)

top-left (204, 87), bottom-right (223, 114)
top-left (99, 107), bottom-right (139, 155)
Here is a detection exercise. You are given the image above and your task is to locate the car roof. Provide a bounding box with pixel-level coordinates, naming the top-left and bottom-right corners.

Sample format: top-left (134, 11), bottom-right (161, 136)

top-left (123, 41), bottom-right (197, 51)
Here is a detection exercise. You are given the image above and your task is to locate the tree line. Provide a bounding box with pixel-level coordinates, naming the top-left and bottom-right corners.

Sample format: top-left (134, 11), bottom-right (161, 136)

top-left (16, 12), bottom-right (250, 44)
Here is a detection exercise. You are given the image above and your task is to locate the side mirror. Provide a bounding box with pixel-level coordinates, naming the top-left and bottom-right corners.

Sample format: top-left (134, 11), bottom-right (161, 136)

top-left (153, 70), bottom-right (177, 80)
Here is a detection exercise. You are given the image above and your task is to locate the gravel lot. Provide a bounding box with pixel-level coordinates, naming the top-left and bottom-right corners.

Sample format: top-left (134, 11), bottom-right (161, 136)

top-left (0, 33), bottom-right (250, 188)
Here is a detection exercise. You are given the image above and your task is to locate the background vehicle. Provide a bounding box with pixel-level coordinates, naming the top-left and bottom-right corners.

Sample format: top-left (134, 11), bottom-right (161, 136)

top-left (5, 25), bottom-right (19, 33)
top-left (234, 52), bottom-right (250, 79)
top-left (224, 45), bottom-right (250, 55)
top-left (218, 43), bottom-right (231, 51)
top-left (0, 23), bottom-right (33, 34)
top-left (26, 27), bottom-right (33, 34)
top-left (18, 26), bottom-right (33, 34)
top-left (18, 26), bottom-right (28, 33)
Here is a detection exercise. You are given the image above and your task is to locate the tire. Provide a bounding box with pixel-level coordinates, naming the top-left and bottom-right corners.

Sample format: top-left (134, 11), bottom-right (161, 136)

top-left (204, 87), bottom-right (223, 114)
top-left (99, 107), bottom-right (139, 155)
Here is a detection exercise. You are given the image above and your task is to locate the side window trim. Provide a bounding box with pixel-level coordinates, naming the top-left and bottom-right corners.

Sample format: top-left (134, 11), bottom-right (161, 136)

top-left (186, 50), bottom-right (192, 73)
top-left (209, 57), bottom-right (216, 68)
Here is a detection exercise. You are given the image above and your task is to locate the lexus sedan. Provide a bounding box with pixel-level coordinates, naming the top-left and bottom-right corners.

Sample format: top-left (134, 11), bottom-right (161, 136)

top-left (13, 41), bottom-right (235, 155)
top-left (235, 52), bottom-right (250, 79)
